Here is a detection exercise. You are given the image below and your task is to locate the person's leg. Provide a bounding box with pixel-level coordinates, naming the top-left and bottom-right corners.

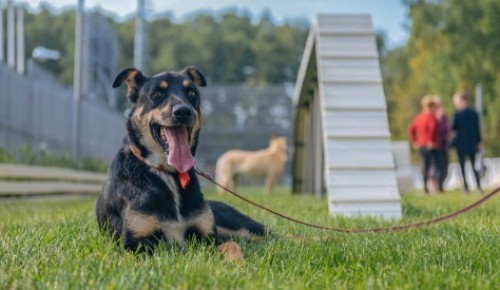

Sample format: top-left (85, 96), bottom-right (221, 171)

top-left (420, 148), bottom-right (431, 193)
top-left (429, 149), bottom-right (440, 192)
top-left (469, 153), bottom-right (483, 192)
top-left (434, 149), bottom-right (445, 192)
top-left (457, 151), bottom-right (468, 193)
top-left (442, 149), bottom-right (449, 189)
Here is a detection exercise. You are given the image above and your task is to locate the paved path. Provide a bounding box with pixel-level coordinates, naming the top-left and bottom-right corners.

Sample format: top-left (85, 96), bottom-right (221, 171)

top-left (0, 164), bottom-right (106, 197)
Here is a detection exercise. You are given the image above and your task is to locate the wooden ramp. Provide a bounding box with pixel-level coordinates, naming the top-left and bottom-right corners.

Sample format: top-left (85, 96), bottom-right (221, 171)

top-left (293, 14), bottom-right (402, 218)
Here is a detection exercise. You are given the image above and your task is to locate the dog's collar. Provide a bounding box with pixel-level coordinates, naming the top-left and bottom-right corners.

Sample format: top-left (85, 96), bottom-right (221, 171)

top-left (129, 145), bottom-right (191, 189)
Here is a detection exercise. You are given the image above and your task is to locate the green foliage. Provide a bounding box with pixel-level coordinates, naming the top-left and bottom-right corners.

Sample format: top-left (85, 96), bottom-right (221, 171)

top-left (142, 12), bottom-right (307, 85)
top-left (382, 0), bottom-right (500, 155)
top-left (0, 189), bottom-right (499, 289)
top-left (22, 7), bottom-right (308, 87)
top-left (0, 146), bottom-right (109, 172)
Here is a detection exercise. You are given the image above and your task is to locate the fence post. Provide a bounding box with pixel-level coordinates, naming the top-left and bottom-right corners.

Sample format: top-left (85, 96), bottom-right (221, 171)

top-left (134, 0), bottom-right (145, 70)
top-left (16, 5), bottom-right (23, 75)
top-left (6, 0), bottom-right (14, 69)
top-left (475, 83), bottom-right (482, 130)
top-left (72, 0), bottom-right (84, 158)
top-left (0, 0), bottom-right (4, 63)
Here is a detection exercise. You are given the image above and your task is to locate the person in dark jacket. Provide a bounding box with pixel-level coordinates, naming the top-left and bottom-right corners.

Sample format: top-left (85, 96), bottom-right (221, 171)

top-left (452, 90), bottom-right (482, 193)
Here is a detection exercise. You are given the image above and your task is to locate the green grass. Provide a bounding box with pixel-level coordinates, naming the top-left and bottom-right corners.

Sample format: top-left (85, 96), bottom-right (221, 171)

top-left (0, 146), bottom-right (109, 172)
top-left (1, 188), bottom-right (499, 289)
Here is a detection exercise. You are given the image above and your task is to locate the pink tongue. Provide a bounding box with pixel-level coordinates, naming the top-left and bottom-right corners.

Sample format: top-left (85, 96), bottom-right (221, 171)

top-left (163, 126), bottom-right (194, 173)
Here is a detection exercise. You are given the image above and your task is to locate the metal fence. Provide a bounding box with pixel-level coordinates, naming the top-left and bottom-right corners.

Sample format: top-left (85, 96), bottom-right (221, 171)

top-left (193, 83), bottom-right (294, 186)
top-left (0, 61), bottom-right (125, 159)
top-left (0, 63), bottom-right (294, 186)
top-left (196, 83), bottom-right (293, 163)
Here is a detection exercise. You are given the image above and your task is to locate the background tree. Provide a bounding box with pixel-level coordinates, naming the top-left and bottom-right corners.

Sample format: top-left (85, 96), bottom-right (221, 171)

top-left (21, 7), bottom-right (308, 87)
top-left (382, 0), bottom-right (500, 155)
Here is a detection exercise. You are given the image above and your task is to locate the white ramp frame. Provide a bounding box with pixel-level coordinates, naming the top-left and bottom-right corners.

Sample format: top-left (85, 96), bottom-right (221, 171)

top-left (315, 14), bottom-right (401, 218)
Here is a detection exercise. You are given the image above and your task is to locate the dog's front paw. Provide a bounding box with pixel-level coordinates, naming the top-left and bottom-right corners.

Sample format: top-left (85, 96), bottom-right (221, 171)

top-left (218, 241), bottom-right (244, 263)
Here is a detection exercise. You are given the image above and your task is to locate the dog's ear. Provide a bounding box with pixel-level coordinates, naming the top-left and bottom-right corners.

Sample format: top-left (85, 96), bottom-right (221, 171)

top-left (181, 66), bottom-right (207, 87)
top-left (112, 68), bottom-right (147, 103)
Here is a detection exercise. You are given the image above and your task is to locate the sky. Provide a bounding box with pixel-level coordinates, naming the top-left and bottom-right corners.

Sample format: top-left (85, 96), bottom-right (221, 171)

top-left (21, 0), bottom-right (409, 47)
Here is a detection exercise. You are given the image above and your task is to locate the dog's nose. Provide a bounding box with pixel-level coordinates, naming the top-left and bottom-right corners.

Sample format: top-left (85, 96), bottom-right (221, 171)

top-left (172, 104), bottom-right (193, 121)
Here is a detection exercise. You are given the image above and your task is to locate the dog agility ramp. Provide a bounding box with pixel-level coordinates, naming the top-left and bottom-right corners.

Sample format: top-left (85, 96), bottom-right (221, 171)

top-left (292, 14), bottom-right (402, 218)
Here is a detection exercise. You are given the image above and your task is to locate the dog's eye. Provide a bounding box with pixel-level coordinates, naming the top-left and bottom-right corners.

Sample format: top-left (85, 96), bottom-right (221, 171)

top-left (152, 91), bottom-right (162, 98)
top-left (187, 91), bottom-right (196, 97)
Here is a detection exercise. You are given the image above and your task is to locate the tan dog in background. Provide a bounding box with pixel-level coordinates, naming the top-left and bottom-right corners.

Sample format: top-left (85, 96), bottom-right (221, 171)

top-left (215, 136), bottom-right (288, 194)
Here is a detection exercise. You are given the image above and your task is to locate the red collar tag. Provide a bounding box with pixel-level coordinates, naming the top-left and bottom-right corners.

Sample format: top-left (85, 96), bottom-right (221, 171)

top-left (179, 172), bottom-right (190, 189)
top-left (130, 145), bottom-right (192, 189)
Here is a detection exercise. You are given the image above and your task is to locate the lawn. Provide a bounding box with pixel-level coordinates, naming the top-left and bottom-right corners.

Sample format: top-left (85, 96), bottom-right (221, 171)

top-left (0, 188), bottom-right (499, 289)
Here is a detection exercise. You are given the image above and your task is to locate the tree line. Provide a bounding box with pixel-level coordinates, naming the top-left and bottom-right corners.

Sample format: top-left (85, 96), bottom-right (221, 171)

top-left (19, 4), bottom-right (308, 86)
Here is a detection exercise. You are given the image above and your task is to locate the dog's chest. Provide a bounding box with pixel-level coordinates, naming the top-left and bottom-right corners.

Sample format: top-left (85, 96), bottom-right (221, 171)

top-left (154, 169), bottom-right (183, 220)
top-left (153, 169), bottom-right (215, 246)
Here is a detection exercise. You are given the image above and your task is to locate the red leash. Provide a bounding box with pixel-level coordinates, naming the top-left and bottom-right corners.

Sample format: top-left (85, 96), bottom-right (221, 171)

top-left (195, 167), bottom-right (500, 233)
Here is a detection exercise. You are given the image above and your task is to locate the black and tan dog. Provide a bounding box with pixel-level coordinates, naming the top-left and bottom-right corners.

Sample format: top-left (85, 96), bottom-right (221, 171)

top-left (96, 66), bottom-right (266, 260)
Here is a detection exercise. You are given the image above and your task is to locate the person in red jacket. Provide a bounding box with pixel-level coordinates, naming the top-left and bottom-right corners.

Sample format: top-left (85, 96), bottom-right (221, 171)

top-left (408, 96), bottom-right (440, 193)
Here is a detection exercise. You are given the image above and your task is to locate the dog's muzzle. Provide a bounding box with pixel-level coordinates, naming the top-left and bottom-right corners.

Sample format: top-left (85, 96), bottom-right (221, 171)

top-left (150, 104), bottom-right (196, 174)
top-left (172, 104), bottom-right (194, 126)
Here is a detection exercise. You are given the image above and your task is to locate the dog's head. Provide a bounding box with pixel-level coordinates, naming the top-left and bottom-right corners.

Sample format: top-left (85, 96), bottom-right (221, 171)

top-left (113, 66), bottom-right (207, 173)
top-left (269, 136), bottom-right (288, 154)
